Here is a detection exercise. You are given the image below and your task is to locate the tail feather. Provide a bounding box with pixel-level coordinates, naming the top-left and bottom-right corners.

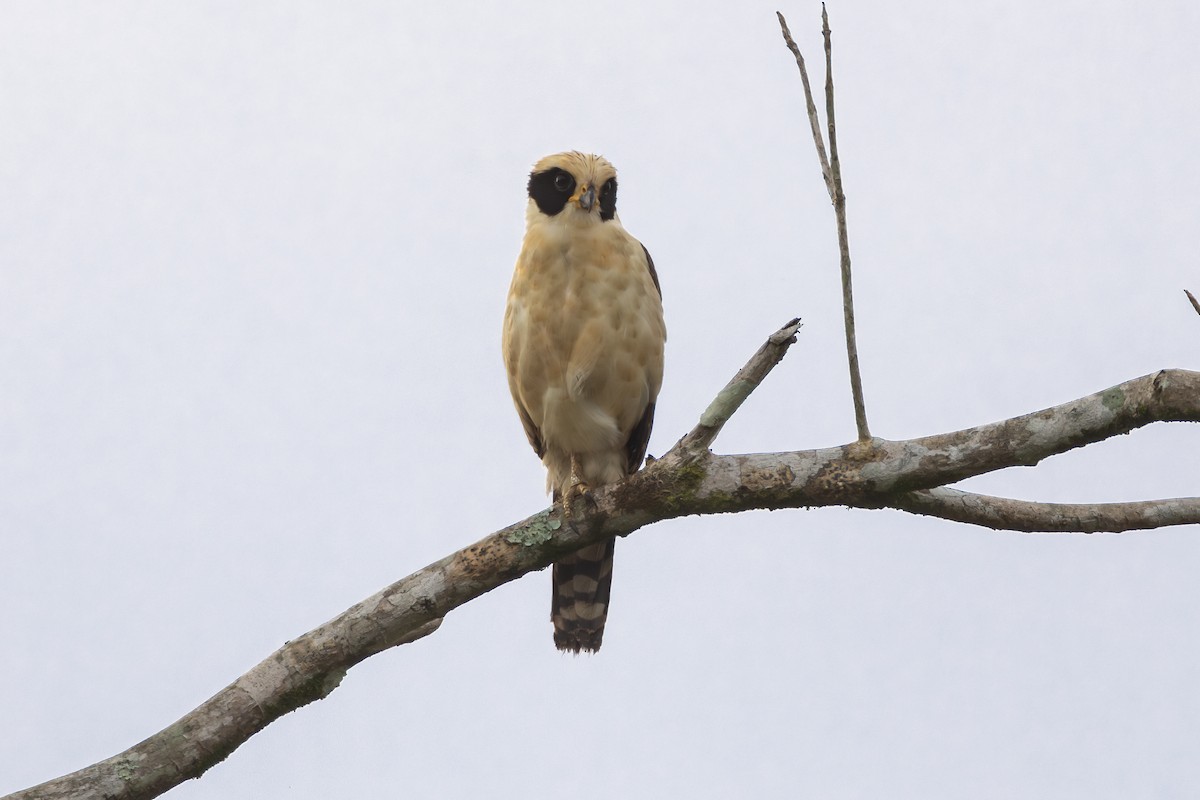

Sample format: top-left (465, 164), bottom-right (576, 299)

top-left (551, 538), bottom-right (615, 653)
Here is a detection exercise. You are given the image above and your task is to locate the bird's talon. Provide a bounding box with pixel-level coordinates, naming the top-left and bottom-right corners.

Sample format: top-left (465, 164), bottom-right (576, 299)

top-left (562, 481), bottom-right (590, 518)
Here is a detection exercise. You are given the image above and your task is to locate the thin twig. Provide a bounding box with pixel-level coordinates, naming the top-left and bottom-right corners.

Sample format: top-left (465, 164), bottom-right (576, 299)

top-left (820, 5), bottom-right (870, 441)
top-left (776, 12), bottom-right (834, 196)
top-left (674, 318), bottom-right (803, 454)
top-left (1186, 288), bottom-right (1200, 316)
top-left (778, 7), bottom-right (871, 442)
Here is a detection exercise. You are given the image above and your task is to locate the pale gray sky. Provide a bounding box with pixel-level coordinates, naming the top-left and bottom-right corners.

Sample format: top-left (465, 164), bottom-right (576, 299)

top-left (2, 2), bottom-right (1198, 798)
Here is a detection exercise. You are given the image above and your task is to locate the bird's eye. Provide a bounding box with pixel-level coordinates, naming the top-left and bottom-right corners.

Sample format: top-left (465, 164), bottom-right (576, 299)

top-left (553, 172), bottom-right (573, 192)
top-left (601, 178), bottom-right (615, 196)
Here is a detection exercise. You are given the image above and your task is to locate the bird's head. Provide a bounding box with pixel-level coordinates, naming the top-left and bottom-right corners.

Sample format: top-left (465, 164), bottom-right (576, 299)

top-left (526, 152), bottom-right (618, 225)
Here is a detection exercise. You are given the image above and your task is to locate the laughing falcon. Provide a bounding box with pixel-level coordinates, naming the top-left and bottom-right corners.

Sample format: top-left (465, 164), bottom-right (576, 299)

top-left (502, 152), bottom-right (666, 653)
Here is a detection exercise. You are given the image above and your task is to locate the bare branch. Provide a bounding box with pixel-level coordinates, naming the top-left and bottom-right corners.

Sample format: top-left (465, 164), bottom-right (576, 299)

top-left (11, 357), bottom-right (1200, 799)
top-left (1186, 288), bottom-right (1200, 316)
top-left (5, 611), bottom-right (442, 800)
top-left (621, 369), bottom-right (1200, 521)
top-left (778, 8), bottom-right (870, 442)
top-left (888, 488), bottom-right (1200, 533)
top-left (675, 317), bottom-right (803, 454)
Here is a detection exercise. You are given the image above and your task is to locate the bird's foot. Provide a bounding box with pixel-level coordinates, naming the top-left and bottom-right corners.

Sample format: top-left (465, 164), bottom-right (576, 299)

top-left (562, 456), bottom-right (590, 518)
top-left (563, 480), bottom-right (591, 519)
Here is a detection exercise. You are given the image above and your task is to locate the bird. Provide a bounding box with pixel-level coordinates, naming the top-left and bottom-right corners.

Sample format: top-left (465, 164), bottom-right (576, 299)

top-left (502, 151), bottom-right (666, 653)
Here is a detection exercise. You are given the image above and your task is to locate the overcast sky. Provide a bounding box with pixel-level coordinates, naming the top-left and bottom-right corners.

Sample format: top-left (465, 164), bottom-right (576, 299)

top-left (2, 2), bottom-right (1198, 798)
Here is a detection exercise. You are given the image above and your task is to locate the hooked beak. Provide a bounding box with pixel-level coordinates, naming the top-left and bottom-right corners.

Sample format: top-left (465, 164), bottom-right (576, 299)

top-left (577, 184), bottom-right (597, 212)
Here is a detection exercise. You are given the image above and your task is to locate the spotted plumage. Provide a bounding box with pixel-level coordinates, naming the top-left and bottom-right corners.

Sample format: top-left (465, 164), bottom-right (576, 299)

top-left (502, 152), bottom-right (666, 653)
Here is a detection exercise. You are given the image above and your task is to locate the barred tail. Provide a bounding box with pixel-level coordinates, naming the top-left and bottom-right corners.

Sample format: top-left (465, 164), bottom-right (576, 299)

top-left (551, 538), bottom-right (615, 653)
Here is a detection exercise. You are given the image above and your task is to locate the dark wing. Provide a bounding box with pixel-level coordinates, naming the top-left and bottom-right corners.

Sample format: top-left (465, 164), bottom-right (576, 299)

top-left (515, 401), bottom-right (545, 459)
top-left (641, 243), bottom-right (662, 298)
top-left (622, 242), bottom-right (661, 475)
top-left (623, 401), bottom-right (656, 475)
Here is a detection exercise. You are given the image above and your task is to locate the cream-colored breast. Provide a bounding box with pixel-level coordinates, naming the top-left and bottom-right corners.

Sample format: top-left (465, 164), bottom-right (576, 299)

top-left (504, 217), bottom-right (665, 456)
